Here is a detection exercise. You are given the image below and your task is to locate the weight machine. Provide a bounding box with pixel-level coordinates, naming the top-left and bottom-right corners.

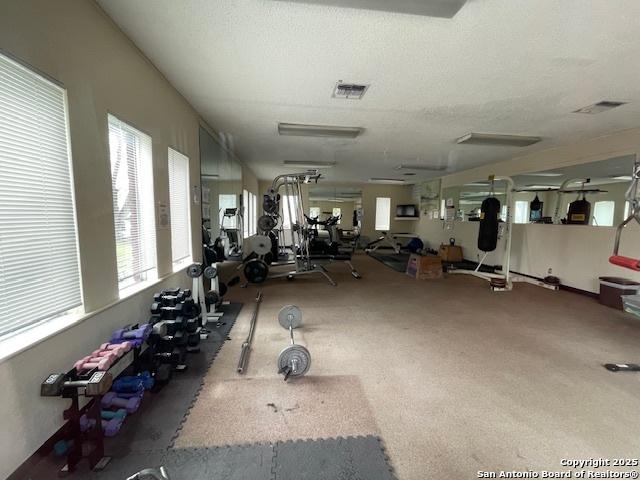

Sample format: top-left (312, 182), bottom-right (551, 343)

top-left (604, 158), bottom-right (640, 372)
top-left (243, 170), bottom-right (338, 286)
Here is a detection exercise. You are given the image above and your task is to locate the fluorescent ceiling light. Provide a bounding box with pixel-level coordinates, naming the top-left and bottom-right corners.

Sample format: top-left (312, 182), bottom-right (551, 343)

top-left (283, 160), bottom-right (335, 168)
top-left (573, 101), bottom-right (626, 114)
top-left (525, 184), bottom-right (557, 189)
top-left (525, 172), bottom-right (564, 177)
top-left (278, 122), bottom-right (363, 138)
top-left (275, 0), bottom-right (468, 18)
top-left (368, 178), bottom-right (405, 184)
top-left (611, 175), bottom-right (633, 181)
top-left (394, 164), bottom-right (447, 171)
top-left (201, 174), bottom-right (219, 180)
top-left (464, 182), bottom-right (490, 187)
top-left (456, 132), bottom-right (541, 147)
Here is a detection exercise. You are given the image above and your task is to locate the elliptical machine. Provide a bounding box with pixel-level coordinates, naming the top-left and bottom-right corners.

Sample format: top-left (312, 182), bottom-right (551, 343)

top-left (305, 213), bottom-right (341, 255)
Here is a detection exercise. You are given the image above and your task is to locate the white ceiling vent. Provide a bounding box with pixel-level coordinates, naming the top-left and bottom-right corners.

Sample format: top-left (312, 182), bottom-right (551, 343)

top-left (573, 101), bottom-right (627, 114)
top-left (333, 82), bottom-right (369, 100)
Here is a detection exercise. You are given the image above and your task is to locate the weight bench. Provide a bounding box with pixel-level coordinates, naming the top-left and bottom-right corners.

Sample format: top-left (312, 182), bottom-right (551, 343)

top-left (308, 253), bottom-right (362, 279)
top-left (365, 232), bottom-right (414, 254)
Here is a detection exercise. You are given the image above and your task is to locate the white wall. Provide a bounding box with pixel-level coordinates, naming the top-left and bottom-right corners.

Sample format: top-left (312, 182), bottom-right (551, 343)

top-left (416, 215), bottom-right (640, 293)
top-left (0, 1), bottom-right (215, 476)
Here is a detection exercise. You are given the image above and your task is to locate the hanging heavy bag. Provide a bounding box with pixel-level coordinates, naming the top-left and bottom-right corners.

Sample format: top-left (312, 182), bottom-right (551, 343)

top-left (477, 197), bottom-right (501, 252)
top-left (567, 194), bottom-right (591, 225)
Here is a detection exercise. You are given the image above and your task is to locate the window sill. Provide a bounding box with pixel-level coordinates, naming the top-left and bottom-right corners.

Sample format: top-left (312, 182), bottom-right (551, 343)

top-left (172, 257), bottom-right (193, 273)
top-left (118, 270), bottom-right (159, 300)
top-left (0, 267), bottom-right (186, 365)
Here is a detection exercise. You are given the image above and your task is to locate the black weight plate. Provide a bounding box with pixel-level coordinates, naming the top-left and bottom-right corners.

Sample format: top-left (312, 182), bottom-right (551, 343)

top-left (258, 215), bottom-right (276, 232)
top-left (244, 259), bottom-right (269, 284)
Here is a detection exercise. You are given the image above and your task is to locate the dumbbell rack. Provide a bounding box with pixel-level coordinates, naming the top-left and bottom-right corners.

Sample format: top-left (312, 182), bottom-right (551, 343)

top-left (51, 344), bottom-right (144, 473)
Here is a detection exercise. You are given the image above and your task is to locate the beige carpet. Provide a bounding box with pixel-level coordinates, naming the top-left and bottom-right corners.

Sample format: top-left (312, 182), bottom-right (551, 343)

top-left (176, 253), bottom-right (640, 479)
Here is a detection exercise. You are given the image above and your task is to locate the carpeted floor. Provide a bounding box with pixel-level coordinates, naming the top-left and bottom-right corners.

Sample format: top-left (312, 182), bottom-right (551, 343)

top-left (177, 253), bottom-right (640, 480)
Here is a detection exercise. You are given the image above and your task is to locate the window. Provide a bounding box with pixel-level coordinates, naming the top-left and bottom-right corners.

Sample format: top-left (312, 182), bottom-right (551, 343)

top-left (514, 201), bottom-right (529, 224)
top-left (440, 199), bottom-right (446, 220)
top-left (250, 192), bottom-right (257, 235)
top-left (282, 195), bottom-right (299, 229)
top-left (375, 197), bottom-right (391, 231)
top-left (242, 190), bottom-right (257, 236)
top-left (332, 207), bottom-right (342, 224)
top-left (593, 201), bottom-right (615, 227)
top-left (243, 189), bottom-right (250, 238)
top-left (624, 201), bottom-right (631, 220)
top-left (108, 114), bottom-right (156, 291)
top-left (309, 207), bottom-right (320, 218)
top-left (168, 148), bottom-right (191, 270)
top-left (0, 53), bottom-right (82, 339)
top-left (218, 194), bottom-right (237, 229)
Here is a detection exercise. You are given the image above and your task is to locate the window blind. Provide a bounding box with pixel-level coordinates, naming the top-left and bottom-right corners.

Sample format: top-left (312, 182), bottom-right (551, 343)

top-left (107, 114), bottom-right (156, 290)
top-left (242, 189), bottom-right (249, 238)
top-left (375, 197), bottom-right (391, 231)
top-left (0, 53), bottom-right (82, 338)
top-left (168, 147), bottom-right (191, 268)
top-left (250, 192), bottom-right (257, 235)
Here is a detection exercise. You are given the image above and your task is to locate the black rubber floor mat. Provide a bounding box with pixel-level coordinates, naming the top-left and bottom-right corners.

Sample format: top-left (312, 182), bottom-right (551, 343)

top-left (161, 444), bottom-right (275, 480)
top-left (367, 252), bottom-right (410, 273)
top-left (273, 436), bottom-right (395, 480)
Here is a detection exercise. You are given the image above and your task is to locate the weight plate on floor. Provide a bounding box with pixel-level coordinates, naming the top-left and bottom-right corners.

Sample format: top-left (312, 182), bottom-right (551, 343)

top-left (244, 259), bottom-right (269, 284)
top-left (250, 235), bottom-right (272, 256)
top-left (278, 344), bottom-right (311, 378)
top-left (203, 265), bottom-right (218, 279)
top-left (258, 215), bottom-right (276, 232)
top-left (278, 305), bottom-right (302, 329)
top-left (186, 263), bottom-right (203, 278)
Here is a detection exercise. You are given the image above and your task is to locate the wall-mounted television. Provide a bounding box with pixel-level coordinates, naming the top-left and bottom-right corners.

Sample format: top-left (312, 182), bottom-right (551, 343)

top-left (396, 204), bottom-right (419, 218)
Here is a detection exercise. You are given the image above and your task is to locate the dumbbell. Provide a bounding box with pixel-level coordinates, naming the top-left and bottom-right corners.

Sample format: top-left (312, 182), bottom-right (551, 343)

top-left (41, 371), bottom-right (112, 397)
top-left (74, 355), bottom-right (115, 373)
top-left (100, 341), bottom-right (133, 353)
top-left (111, 324), bottom-right (152, 346)
top-left (150, 299), bottom-right (199, 319)
top-left (101, 409), bottom-right (127, 421)
top-left (153, 290), bottom-right (189, 306)
top-left (92, 343), bottom-right (130, 359)
top-left (102, 392), bottom-right (142, 413)
top-left (113, 371), bottom-right (154, 392)
top-left (79, 415), bottom-right (124, 437)
top-left (276, 305), bottom-right (311, 381)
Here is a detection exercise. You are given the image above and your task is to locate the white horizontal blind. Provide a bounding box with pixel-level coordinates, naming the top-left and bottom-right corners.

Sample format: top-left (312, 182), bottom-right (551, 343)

top-left (242, 189), bottom-right (249, 238)
top-left (250, 192), bottom-right (257, 235)
top-left (0, 53), bottom-right (82, 338)
top-left (108, 114), bottom-right (156, 290)
top-left (375, 197), bottom-right (391, 231)
top-left (168, 147), bottom-right (191, 268)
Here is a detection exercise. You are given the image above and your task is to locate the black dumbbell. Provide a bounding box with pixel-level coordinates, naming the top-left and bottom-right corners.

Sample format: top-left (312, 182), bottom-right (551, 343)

top-left (187, 332), bottom-right (201, 348)
top-left (150, 299), bottom-right (198, 319)
top-left (185, 318), bottom-right (200, 334)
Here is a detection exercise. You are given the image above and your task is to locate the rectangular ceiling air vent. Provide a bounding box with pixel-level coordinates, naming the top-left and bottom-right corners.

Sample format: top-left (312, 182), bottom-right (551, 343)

top-left (333, 82), bottom-right (369, 100)
top-left (283, 160), bottom-right (335, 168)
top-left (278, 122), bottom-right (363, 138)
top-left (394, 164), bottom-right (447, 171)
top-left (456, 132), bottom-right (541, 147)
top-left (573, 101), bottom-right (627, 114)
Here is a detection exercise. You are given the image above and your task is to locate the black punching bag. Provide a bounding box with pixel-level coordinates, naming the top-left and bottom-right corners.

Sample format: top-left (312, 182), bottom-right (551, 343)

top-left (567, 194), bottom-right (591, 225)
top-left (478, 197), bottom-right (501, 252)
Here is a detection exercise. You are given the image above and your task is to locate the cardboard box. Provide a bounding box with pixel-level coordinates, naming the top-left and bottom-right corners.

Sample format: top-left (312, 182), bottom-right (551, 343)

top-left (406, 254), bottom-right (443, 280)
top-left (439, 244), bottom-right (463, 262)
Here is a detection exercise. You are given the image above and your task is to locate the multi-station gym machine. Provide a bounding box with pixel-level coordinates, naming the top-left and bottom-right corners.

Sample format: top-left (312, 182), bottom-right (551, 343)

top-left (242, 170), bottom-right (338, 286)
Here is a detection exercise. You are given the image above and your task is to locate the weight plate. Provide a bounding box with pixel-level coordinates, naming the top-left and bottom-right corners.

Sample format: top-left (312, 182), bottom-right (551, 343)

top-left (278, 305), bottom-right (302, 329)
top-left (186, 263), bottom-right (203, 278)
top-left (277, 344), bottom-right (311, 378)
top-left (244, 259), bottom-right (269, 284)
top-left (250, 235), bottom-right (272, 256)
top-left (203, 265), bottom-right (218, 279)
top-left (219, 282), bottom-right (228, 297)
top-left (263, 197), bottom-right (278, 214)
top-left (258, 215), bottom-right (276, 232)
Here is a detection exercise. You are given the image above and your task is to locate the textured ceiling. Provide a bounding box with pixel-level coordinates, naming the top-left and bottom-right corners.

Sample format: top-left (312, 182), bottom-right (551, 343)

top-left (97, 0), bottom-right (640, 182)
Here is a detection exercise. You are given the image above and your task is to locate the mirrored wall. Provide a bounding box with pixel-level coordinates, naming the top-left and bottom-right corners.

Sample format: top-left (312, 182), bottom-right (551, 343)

top-left (199, 126), bottom-right (242, 241)
top-left (307, 185), bottom-right (363, 241)
top-left (439, 154), bottom-right (636, 227)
